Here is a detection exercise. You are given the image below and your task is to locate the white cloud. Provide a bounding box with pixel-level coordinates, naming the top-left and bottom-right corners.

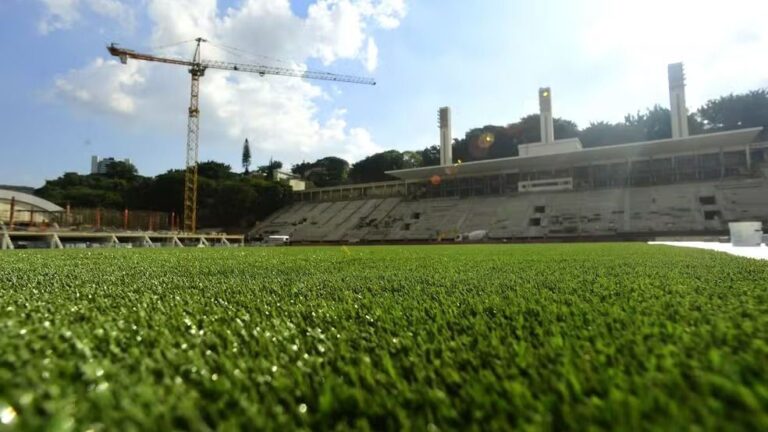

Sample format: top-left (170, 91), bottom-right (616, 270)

top-left (363, 37), bottom-right (378, 72)
top-left (368, 0), bottom-right (406, 29)
top-left (38, 0), bottom-right (80, 34)
top-left (38, 0), bottom-right (135, 34)
top-left (86, 0), bottom-right (135, 27)
top-left (54, 57), bottom-right (145, 114)
top-left (51, 0), bottom-right (400, 166)
top-left (571, 0), bottom-right (768, 123)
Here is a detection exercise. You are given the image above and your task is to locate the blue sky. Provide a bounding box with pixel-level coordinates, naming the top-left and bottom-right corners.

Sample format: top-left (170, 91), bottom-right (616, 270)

top-left (1, 0), bottom-right (767, 187)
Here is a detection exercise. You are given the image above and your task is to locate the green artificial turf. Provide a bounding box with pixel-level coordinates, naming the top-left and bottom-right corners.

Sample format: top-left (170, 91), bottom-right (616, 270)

top-left (1, 244), bottom-right (768, 430)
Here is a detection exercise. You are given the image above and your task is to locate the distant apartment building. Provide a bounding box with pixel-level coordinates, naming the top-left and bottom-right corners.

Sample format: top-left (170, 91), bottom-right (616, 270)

top-left (91, 156), bottom-right (131, 174)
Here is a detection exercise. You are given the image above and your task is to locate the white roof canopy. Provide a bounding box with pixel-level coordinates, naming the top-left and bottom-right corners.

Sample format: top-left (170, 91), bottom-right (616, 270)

top-left (0, 189), bottom-right (63, 212)
top-left (386, 128), bottom-right (765, 181)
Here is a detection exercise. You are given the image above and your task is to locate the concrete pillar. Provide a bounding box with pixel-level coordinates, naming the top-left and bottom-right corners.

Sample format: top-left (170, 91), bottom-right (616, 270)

top-left (719, 147), bottom-right (725, 179)
top-left (8, 196), bottom-right (15, 230)
top-left (746, 145), bottom-right (752, 170)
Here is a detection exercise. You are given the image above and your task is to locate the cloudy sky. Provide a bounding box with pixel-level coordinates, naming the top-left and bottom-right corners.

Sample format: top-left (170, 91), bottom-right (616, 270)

top-left (1, 0), bottom-right (767, 186)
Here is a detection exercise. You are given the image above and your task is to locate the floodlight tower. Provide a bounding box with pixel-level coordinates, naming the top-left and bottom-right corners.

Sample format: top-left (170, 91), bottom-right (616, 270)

top-left (439, 107), bottom-right (452, 165)
top-left (539, 87), bottom-right (554, 144)
top-left (668, 63), bottom-right (689, 138)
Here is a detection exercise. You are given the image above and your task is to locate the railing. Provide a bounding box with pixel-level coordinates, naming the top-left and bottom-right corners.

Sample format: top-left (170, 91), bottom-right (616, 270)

top-left (0, 207), bottom-right (179, 232)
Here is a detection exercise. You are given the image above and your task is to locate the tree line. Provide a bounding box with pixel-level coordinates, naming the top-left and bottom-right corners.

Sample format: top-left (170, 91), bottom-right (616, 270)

top-left (37, 160), bottom-right (291, 231)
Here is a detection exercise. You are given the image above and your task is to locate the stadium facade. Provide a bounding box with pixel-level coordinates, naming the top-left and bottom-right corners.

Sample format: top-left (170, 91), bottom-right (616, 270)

top-left (252, 64), bottom-right (768, 243)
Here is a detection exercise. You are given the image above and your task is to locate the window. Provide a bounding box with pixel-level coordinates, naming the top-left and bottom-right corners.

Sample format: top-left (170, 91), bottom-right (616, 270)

top-left (699, 196), bottom-right (716, 205)
top-left (411, 212), bottom-right (421, 220)
top-left (704, 210), bottom-right (721, 221)
top-left (529, 218), bottom-right (542, 227)
top-left (534, 205), bottom-right (546, 213)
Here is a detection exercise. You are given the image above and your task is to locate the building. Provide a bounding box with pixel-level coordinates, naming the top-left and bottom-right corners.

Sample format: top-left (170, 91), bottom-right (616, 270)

top-left (91, 156), bottom-right (131, 174)
top-left (0, 188), bottom-right (63, 226)
top-left (272, 169), bottom-right (306, 191)
top-left (251, 64), bottom-right (768, 243)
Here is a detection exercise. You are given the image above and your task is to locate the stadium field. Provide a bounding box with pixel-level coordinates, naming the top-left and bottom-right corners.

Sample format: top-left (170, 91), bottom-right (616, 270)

top-left (1, 244), bottom-right (767, 430)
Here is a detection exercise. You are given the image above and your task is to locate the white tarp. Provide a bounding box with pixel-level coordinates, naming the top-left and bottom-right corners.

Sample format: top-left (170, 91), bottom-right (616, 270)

top-left (649, 241), bottom-right (768, 260)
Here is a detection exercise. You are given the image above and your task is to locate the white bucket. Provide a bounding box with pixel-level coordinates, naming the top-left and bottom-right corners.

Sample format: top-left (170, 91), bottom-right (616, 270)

top-left (729, 222), bottom-right (763, 247)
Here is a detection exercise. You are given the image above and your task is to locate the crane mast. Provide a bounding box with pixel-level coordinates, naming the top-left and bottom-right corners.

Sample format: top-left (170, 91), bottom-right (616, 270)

top-left (184, 38), bottom-right (205, 233)
top-left (107, 38), bottom-right (375, 233)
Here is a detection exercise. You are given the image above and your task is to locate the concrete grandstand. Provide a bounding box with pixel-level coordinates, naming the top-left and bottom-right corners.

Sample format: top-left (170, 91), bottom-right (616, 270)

top-left (251, 64), bottom-right (768, 243)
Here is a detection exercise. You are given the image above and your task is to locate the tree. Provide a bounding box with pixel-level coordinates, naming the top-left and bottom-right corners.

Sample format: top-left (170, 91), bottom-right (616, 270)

top-left (311, 157), bottom-right (349, 187)
top-left (291, 157), bottom-right (350, 187)
top-left (242, 139), bottom-right (252, 174)
top-left (624, 105), bottom-right (672, 141)
top-left (103, 160), bottom-right (138, 180)
top-left (197, 161), bottom-right (236, 181)
top-left (402, 151), bottom-right (423, 168)
top-left (136, 169), bottom-right (185, 212)
top-left (698, 89), bottom-right (768, 132)
top-left (257, 159), bottom-right (283, 180)
top-left (512, 114), bottom-right (579, 144)
top-left (579, 121), bottom-right (645, 148)
top-left (291, 161), bottom-right (313, 178)
top-left (621, 105), bottom-right (704, 140)
top-left (420, 145), bottom-right (441, 167)
top-left (348, 150), bottom-right (405, 183)
top-left (452, 115), bottom-right (580, 163)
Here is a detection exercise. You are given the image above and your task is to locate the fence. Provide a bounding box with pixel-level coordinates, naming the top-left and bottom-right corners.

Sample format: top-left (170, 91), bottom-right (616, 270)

top-left (1, 206), bottom-right (179, 232)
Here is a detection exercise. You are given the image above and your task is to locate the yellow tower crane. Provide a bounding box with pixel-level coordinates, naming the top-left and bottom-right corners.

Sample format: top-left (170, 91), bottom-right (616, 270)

top-left (108, 37), bottom-right (376, 233)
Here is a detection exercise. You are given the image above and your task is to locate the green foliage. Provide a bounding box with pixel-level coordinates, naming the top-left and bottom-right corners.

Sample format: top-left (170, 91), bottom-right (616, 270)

top-left (292, 157), bottom-right (350, 187)
top-left (624, 105), bottom-right (674, 141)
top-left (133, 169), bottom-right (185, 213)
top-left (580, 121), bottom-right (645, 148)
top-left (401, 151), bottom-right (422, 169)
top-left (453, 116), bottom-right (579, 162)
top-left (37, 172), bottom-right (133, 209)
top-left (420, 145), bottom-right (441, 167)
top-left (1, 244), bottom-right (767, 430)
top-left (197, 161), bottom-right (237, 181)
top-left (698, 89), bottom-right (768, 132)
top-left (103, 161), bottom-right (138, 180)
top-left (348, 150), bottom-right (405, 183)
top-left (257, 159), bottom-right (283, 180)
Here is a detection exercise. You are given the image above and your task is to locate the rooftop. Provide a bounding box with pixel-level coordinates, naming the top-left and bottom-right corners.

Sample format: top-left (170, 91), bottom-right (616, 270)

top-left (0, 189), bottom-right (63, 212)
